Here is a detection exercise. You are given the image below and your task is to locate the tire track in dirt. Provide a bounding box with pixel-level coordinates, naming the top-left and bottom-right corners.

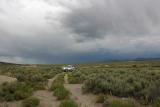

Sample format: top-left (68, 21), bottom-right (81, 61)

top-left (64, 74), bottom-right (102, 107)
top-left (0, 101), bottom-right (21, 107)
top-left (33, 90), bottom-right (59, 107)
top-left (33, 74), bottom-right (60, 107)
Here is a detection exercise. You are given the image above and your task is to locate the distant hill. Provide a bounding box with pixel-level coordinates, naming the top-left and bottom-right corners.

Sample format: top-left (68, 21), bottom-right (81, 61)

top-left (98, 57), bottom-right (160, 63)
top-left (0, 61), bottom-right (17, 65)
top-left (134, 57), bottom-right (160, 61)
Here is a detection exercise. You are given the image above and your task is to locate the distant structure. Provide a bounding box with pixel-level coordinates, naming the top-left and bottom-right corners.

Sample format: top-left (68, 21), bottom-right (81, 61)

top-left (62, 65), bottom-right (75, 72)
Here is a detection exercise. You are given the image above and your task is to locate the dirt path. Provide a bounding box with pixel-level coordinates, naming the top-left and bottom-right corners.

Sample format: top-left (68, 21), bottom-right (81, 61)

top-left (46, 74), bottom-right (59, 90)
top-left (33, 75), bottom-right (60, 107)
top-left (64, 73), bottom-right (68, 84)
top-left (33, 90), bottom-right (59, 107)
top-left (0, 101), bottom-right (21, 107)
top-left (64, 74), bottom-right (102, 107)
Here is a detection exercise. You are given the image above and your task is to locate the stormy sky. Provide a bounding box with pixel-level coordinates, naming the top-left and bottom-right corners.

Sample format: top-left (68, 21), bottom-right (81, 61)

top-left (0, 0), bottom-right (160, 64)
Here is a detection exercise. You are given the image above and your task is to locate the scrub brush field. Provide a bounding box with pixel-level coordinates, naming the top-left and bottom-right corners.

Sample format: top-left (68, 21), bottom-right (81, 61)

top-left (0, 60), bottom-right (160, 107)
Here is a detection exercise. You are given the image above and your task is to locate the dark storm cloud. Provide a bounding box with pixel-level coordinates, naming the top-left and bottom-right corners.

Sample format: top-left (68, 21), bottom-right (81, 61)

top-left (64, 0), bottom-right (160, 41)
top-left (0, 0), bottom-right (160, 64)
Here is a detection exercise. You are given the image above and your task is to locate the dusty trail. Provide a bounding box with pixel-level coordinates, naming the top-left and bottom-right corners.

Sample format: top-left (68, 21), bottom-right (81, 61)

top-left (64, 73), bottom-right (68, 84)
top-left (33, 74), bottom-right (60, 107)
top-left (33, 90), bottom-right (59, 107)
top-left (0, 101), bottom-right (21, 107)
top-left (46, 74), bottom-right (58, 90)
top-left (64, 74), bottom-right (102, 107)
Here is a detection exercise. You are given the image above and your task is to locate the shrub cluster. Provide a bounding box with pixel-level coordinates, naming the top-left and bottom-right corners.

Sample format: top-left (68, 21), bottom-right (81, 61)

top-left (50, 74), bottom-right (70, 100)
top-left (65, 63), bottom-right (160, 106)
top-left (53, 85), bottom-right (70, 100)
top-left (59, 99), bottom-right (78, 107)
top-left (68, 71), bottom-right (85, 84)
top-left (96, 94), bottom-right (107, 103)
top-left (51, 73), bottom-right (78, 107)
top-left (153, 97), bottom-right (160, 107)
top-left (96, 94), bottom-right (134, 107)
top-left (0, 82), bottom-right (32, 101)
top-left (81, 70), bottom-right (160, 104)
top-left (21, 97), bottom-right (40, 107)
top-left (0, 64), bottom-right (62, 91)
top-left (109, 99), bottom-right (134, 107)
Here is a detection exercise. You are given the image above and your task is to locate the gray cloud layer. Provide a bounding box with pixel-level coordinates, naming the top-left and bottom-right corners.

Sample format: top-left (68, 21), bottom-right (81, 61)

top-left (64, 0), bottom-right (160, 40)
top-left (0, 0), bottom-right (160, 64)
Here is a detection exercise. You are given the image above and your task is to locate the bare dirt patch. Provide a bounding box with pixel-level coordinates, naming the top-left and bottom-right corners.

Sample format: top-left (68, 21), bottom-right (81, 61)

top-left (0, 101), bottom-right (21, 107)
top-left (33, 75), bottom-right (60, 107)
top-left (0, 75), bottom-right (17, 85)
top-left (64, 84), bottom-right (102, 107)
top-left (64, 74), bottom-right (68, 84)
top-left (33, 90), bottom-right (59, 107)
top-left (64, 74), bottom-right (102, 107)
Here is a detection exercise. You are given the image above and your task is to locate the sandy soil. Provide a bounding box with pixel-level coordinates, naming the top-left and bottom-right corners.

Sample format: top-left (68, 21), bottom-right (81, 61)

top-left (64, 74), bottom-right (102, 107)
top-left (33, 90), bottom-right (59, 107)
top-left (64, 74), bottom-right (68, 84)
top-left (0, 75), bottom-right (17, 85)
top-left (46, 75), bottom-right (58, 90)
top-left (64, 84), bottom-right (102, 107)
top-left (33, 75), bottom-right (60, 107)
top-left (0, 101), bottom-right (21, 107)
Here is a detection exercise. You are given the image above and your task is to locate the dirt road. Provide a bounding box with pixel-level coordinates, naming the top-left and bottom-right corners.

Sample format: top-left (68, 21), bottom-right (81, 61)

top-left (64, 74), bottom-right (102, 107)
top-left (33, 90), bottom-right (59, 107)
top-left (33, 75), bottom-right (60, 107)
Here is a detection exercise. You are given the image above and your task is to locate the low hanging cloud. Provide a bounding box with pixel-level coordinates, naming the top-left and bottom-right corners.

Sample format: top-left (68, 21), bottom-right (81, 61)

top-left (0, 0), bottom-right (160, 64)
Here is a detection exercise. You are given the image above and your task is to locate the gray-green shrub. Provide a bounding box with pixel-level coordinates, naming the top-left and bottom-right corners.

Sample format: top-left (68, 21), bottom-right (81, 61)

top-left (59, 99), bottom-right (78, 107)
top-left (22, 97), bottom-right (40, 107)
top-left (153, 97), bottom-right (160, 107)
top-left (109, 99), bottom-right (134, 107)
top-left (96, 94), bottom-right (107, 103)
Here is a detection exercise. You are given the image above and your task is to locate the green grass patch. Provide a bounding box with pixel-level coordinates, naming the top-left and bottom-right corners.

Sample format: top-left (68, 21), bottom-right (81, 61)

top-left (0, 82), bottom-right (32, 101)
top-left (53, 87), bottom-right (70, 100)
top-left (59, 99), bottom-right (78, 107)
top-left (109, 99), bottom-right (134, 107)
top-left (51, 73), bottom-right (70, 100)
top-left (21, 97), bottom-right (40, 107)
top-left (68, 72), bottom-right (85, 84)
top-left (96, 94), bottom-right (107, 103)
top-left (153, 97), bottom-right (160, 107)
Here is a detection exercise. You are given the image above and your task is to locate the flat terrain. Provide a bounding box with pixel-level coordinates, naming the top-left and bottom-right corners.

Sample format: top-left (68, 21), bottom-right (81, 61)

top-left (0, 60), bottom-right (160, 107)
top-left (0, 75), bottom-right (17, 85)
top-left (33, 90), bottom-right (59, 107)
top-left (33, 75), bottom-right (60, 107)
top-left (0, 75), bottom-right (60, 107)
top-left (64, 84), bottom-right (102, 107)
top-left (64, 74), bottom-right (102, 107)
